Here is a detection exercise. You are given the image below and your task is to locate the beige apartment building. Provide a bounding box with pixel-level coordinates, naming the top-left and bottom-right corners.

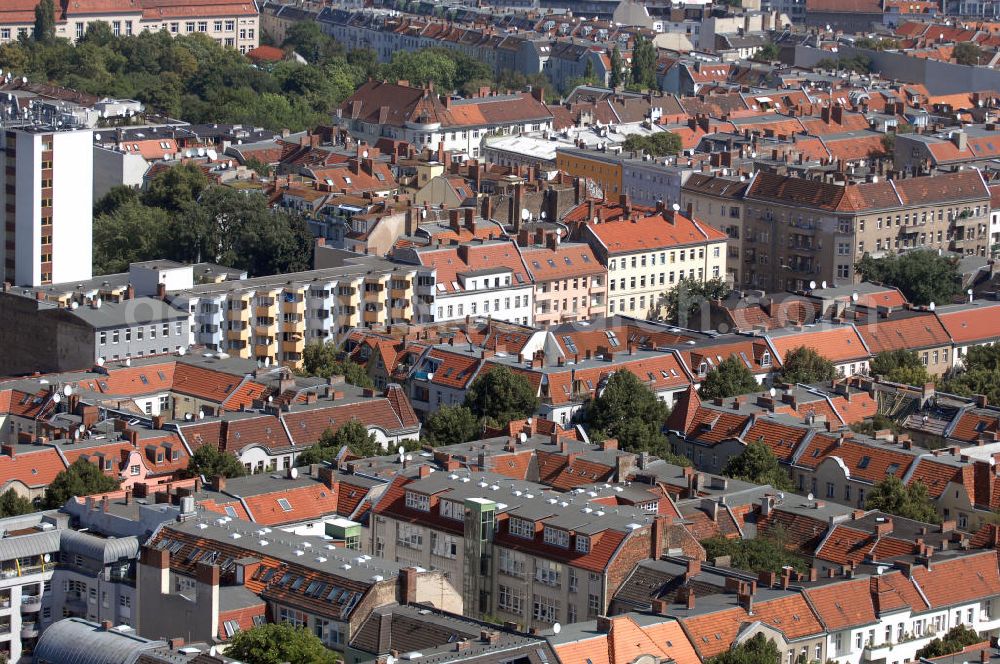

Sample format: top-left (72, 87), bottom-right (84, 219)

top-left (583, 208), bottom-right (728, 319)
top-left (1, 0), bottom-right (259, 53)
top-left (683, 170), bottom-right (991, 292)
top-left (679, 174), bottom-right (750, 285)
top-left (519, 232), bottom-right (607, 326)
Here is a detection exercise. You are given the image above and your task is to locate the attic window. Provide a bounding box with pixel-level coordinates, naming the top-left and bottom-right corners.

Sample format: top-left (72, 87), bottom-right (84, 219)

top-left (277, 498), bottom-right (292, 511)
top-left (886, 463), bottom-right (900, 476)
top-left (224, 506), bottom-right (238, 518)
top-left (139, 375), bottom-right (149, 385)
top-left (858, 456), bottom-right (871, 469)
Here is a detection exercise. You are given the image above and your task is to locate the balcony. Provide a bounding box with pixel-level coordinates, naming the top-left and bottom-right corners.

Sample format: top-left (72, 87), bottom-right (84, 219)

top-left (20, 596), bottom-right (41, 613)
top-left (225, 307), bottom-right (248, 322)
top-left (227, 327), bottom-right (250, 342)
top-left (281, 298), bottom-right (305, 315)
top-left (363, 309), bottom-right (382, 324)
top-left (253, 302), bottom-right (275, 317)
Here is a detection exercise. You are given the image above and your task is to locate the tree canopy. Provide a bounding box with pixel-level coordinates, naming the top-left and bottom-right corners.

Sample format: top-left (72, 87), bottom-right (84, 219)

top-left (870, 350), bottom-right (931, 386)
top-left (855, 250), bottom-right (962, 306)
top-left (0, 489), bottom-right (34, 518)
top-left (93, 164), bottom-right (313, 277)
top-left (778, 346), bottom-right (836, 385)
top-left (702, 535), bottom-right (807, 575)
top-left (464, 366), bottom-right (538, 426)
top-left (916, 625), bottom-right (983, 659)
top-left (705, 634), bottom-right (785, 664)
top-left (582, 371), bottom-right (688, 464)
top-left (661, 277), bottom-right (731, 326)
top-left (297, 419), bottom-right (382, 466)
top-left (299, 343), bottom-right (373, 388)
top-left (630, 36), bottom-right (657, 90)
top-left (622, 132), bottom-right (682, 157)
top-left (181, 445), bottom-right (246, 480)
top-left (954, 42), bottom-right (983, 66)
top-left (941, 344), bottom-right (1000, 406)
top-left (866, 475), bottom-right (940, 524)
top-left (44, 459), bottom-right (121, 509)
top-left (699, 356), bottom-right (759, 400)
top-left (424, 405), bottom-right (480, 446)
top-left (34, 0), bottom-right (56, 43)
top-left (722, 441), bottom-right (793, 490)
top-left (224, 623), bottom-right (338, 664)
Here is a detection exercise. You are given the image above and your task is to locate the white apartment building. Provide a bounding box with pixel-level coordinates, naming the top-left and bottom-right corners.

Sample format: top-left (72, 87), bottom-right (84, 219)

top-left (0, 126), bottom-right (93, 287)
top-left (395, 240), bottom-right (535, 326)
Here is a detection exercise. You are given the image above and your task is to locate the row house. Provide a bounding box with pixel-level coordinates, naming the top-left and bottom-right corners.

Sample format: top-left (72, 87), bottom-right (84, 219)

top-left (393, 238), bottom-right (535, 326)
top-left (140, 513), bottom-right (461, 653)
top-left (518, 233), bottom-right (607, 326)
top-left (0, 0), bottom-right (259, 52)
top-left (582, 207), bottom-right (728, 320)
top-left (371, 467), bottom-right (700, 630)
top-left (935, 300), bottom-right (1000, 367)
top-left (167, 254), bottom-right (422, 368)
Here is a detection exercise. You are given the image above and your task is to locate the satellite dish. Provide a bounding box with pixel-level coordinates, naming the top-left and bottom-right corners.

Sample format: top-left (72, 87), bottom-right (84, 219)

top-left (94, 133), bottom-right (101, 141)
top-left (386, 656), bottom-right (396, 664)
top-left (808, 280), bottom-right (817, 290)
top-left (52, 394), bottom-right (61, 404)
top-left (540, 211), bottom-right (547, 219)
top-left (124, 358), bottom-right (131, 367)
top-left (807, 492), bottom-right (815, 501)
top-left (592, 216), bottom-right (599, 225)
top-left (672, 203), bottom-right (681, 212)
top-left (929, 301), bottom-right (936, 311)
top-left (851, 292), bottom-right (859, 302)
top-left (521, 208), bottom-right (530, 221)
top-left (43, 554), bottom-right (50, 563)
top-left (821, 281), bottom-right (828, 289)
top-left (63, 384), bottom-right (72, 397)
top-left (362, 149), bottom-right (369, 159)
top-left (769, 387), bottom-right (776, 397)
top-left (519, 432), bottom-right (528, 443)
top-left (968, 288), bottom-right (974, 295)
top-left (78, 424), bottom-right (86, 435)
top-left (553, 622), bottom-right (562, 634)
top-left (185, 413), bottom-right (193, 421)
top-left (267, 395), bottom-right (274, 403)
top-left (289, 467), bottom-right (298, 479)
top-left (209, 647), bottom-right (218, 657)
top-left (264, 357), bottom-right (271, 367)
top-left (197, 412), bottom-right (205, 420)
top-left (397, 445), bottom-right (405, 456)
top-left (406, 454), bottom-right (413, 461)
top-left (177, 346), bottom-right (187, 356)
top-left (96, 358), bottom-right (105, 367)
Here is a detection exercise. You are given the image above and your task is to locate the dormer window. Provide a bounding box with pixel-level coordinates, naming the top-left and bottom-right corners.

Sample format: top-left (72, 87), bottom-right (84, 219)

top-left (698, 362), bottom-right (708, 376)
top-left (761, 351), bottom-right (772, 367)
top-left (405, 491), bottom-right (430, 512)
top-left (440, 499), bottom-right (464, 521)
top-left (543, 526), bottom-right (569, 548)
top-left (509, 517), bottom-right (534, 539)
top-left (576, 535), bottom-right (591, 553)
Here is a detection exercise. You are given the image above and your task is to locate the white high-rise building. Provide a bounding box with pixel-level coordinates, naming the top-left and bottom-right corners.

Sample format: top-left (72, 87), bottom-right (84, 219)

top-left (1, 126), bottom-right (93, 287)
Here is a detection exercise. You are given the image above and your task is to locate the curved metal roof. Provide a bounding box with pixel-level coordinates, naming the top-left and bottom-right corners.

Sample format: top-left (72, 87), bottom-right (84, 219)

top-left (33, 618), bottom-right (164, 664)
top-left (59, 530), bottom-right (139, 564)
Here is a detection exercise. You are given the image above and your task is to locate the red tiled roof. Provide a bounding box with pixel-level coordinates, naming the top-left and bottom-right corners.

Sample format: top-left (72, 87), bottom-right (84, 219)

top-left (585, 212), bottom-right (727, 255)
top-left (536, 450), bottom-right (615, 490)
top-left (856, 313), bottom-right (951, 354)
top-left (682, 595), bottom-right (823, 660)
top-left (796, 434), bottom-right (917, 485)
top-left (805, 577), bottom-right (878, 631)
top-left (768, 327), bottom-right (870, 364)
top-left (414, 240), bottom-right (529, 295)
top-left (0, 448), bottom-right (67, 491)
top-left (283, 399), bottom-right (412, 446)
top-left (242, 483), bottom-right (341, 526)
top-left (936, 303), bottom-right (1000, 345)
top-left (910, 551), bottom-right (1000, 609)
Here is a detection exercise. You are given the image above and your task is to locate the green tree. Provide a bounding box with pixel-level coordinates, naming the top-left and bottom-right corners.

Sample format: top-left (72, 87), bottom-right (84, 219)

top-left (753, 43), bottom-right (780, 62)
top-left (92, 201), bottom-right (170, 274)
top-left (94, 185), bottom-right (141, 217)
top-left (622, 132), bottom-right (683, 158)
top-left (941, 344), bottom-right (1000, 406)
top-left (779, 346), bottom-right (836, 385)
top-left (850, 413), bottom-right (902, 437)
top-left (582, 371), bottom-right (689, 463)
top-left (855, 250), bottom-right (961, 306)
top-left (662, 277), bottom-right (731, 326)
top-left (299, 343), bottom-right (373, 388)
top-left (297, 419), bottom-right (382, 466)
top-left (424, 405), bottom-right (479, 446)
top-left (916, 625), bottom-right (983, 659)
top-left (143, 162), bottom-right (209, 212)
top-left (702, 537), bottom-right (807, 574)
top-left (182, 445), bottom-right (247, 480)
top-left (224, 623), bottom-right (338, 664)
top-left (699, 356), bottom-right (759, 400)
top-left (44, 459), bottom-right (120, 509)
top-left (0, 489), bottom-right (34, 518)
top-left (609, 46), bottom-right (624, 88)
top-left (722, 441), bottom-right (793, 490)
top-left (705, 634), bottom-right (785, 664)
top-left (630, 36), bottom-right (657, 90)
top-left (33, 0), bottom-right (56, 42)
top-left (866, 475), bottom-right (940, 523)
top-left (464, 366), bottom-right (537, 426)
top-left (282, 21), bottom-right (341, 64)
top-left (954, 42), bottom-right (983, 66)
top-left (870, 350), bottom-right (930, 386)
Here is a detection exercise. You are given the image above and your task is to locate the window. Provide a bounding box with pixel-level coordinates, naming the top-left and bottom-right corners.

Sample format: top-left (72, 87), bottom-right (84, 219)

top-left (576, 535), bottom-right (590, 553)
top-left (532, 594), bottom-right (559, 623)
top-left (535, 560), bottom-right (562, 587)
top-left (497, 548), bottom-right (526, 578)
top-left (543, 526), bottom-right (569, 548)
top-left (509, 517), bottom-right (534, 539)
top-left (276, 498), bottom-right (292, 511)
top-left (405, 491), bottom-right (430, 512)
top-left (440, 499), bottom-right (464, 521)
top-left (278, 606), bottom-right (306, 627)
top-left (498, 584), bottom-right (525, 614)
top-left (397, 523), bottom-right (423, 549)
top-left (430, 532), bottom-right (458, 559)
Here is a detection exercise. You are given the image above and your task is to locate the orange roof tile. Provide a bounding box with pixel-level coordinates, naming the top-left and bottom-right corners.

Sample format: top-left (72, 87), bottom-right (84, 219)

top-left (0, 448), bottom-right (67, 491)
top-left (910, 551), bottom-right (1000, 608)
top-left (585, 212), bottom-right (727, 255)
top-left (805, 577), bottom-right (878, 630)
